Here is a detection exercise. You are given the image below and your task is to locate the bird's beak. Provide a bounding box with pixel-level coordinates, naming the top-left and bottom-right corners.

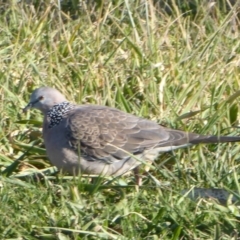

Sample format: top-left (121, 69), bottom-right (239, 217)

top-left (23, 102), bottom-right (32, 113)
top-left (23, 98), bottom-right (41, 113)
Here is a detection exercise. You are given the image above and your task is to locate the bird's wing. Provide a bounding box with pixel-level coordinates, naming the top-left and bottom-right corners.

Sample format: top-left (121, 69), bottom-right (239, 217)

top-left (65, 105), bottom-right (203, 163)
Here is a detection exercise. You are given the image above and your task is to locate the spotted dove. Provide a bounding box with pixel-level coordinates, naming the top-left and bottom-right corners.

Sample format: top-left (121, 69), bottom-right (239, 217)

top-left (23, 87), bottom-right (240, 177)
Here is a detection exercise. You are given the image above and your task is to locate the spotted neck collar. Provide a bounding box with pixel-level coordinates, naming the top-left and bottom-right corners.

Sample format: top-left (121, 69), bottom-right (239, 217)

top-left (47, 101), bottom-right (74, 128)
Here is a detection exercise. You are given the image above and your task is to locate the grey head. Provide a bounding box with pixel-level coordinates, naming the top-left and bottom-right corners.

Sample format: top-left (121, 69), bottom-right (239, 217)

top-left (24, 87), bottom-right (67, 114)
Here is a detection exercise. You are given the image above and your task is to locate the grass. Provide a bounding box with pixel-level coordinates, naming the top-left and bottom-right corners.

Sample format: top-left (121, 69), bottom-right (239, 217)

top-left (1, 0), bottom-right (240, 239)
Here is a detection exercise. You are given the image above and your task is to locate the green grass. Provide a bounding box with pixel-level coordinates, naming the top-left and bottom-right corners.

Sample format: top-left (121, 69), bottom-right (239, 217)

top-left (1, 0), bottom-right (240, 239)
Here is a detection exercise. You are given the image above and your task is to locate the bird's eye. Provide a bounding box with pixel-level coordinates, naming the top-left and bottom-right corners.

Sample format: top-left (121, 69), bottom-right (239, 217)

top-left (39, 96), bottom-right (44, 100)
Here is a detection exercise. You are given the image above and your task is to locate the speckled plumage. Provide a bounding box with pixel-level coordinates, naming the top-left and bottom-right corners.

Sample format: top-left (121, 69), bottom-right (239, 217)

top-left (24, 87), bottom-right (240, 177)
top-left (47, 101), bottom-right (75, 128)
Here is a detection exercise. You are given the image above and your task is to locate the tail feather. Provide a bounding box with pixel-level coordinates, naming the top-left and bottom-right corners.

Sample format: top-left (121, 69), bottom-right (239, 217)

top-left (161, 128), bottom-right (240, 147)
top-left (190, 135), bottom-right (240, 144)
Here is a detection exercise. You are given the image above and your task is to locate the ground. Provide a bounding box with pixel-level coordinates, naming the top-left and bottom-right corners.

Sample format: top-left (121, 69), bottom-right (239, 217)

top-left (0, 1), bottom-right (240, 239)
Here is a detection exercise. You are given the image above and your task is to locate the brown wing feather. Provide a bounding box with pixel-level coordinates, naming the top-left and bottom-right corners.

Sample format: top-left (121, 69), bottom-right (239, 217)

top-left (65, 105), bottom-right (240, 163)
top-left (65, 105), bottom-right (188, 163)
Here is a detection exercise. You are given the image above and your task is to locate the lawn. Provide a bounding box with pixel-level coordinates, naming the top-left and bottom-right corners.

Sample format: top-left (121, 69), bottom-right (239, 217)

top-left (0, 0), bottom-right (240, 239)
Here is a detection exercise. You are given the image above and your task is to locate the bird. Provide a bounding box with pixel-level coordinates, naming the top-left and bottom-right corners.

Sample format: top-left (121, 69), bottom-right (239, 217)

top-left (23, 87), bottom-right (240, 178)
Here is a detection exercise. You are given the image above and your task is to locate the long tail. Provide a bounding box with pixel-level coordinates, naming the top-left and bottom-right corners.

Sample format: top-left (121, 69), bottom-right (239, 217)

top-left (161, 128), bottom-right (240, 147)
top-left (190, 134), bottom-right (240, 144)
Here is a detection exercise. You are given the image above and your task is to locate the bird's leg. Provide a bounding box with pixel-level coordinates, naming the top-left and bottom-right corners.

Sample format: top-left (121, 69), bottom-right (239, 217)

top-left (133, 166), bottom-right (142, 186)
